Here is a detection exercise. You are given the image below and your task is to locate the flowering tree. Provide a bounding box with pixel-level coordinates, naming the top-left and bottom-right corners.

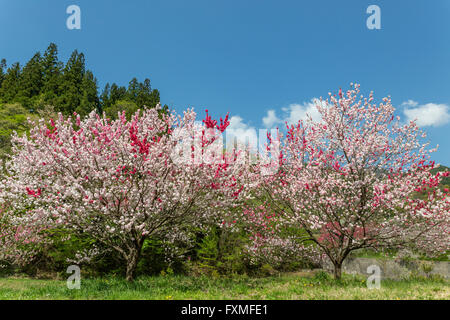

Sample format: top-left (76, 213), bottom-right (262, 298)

top-left (241, 204), bottom-right (325, 269)
top-left (0, 105), bottom-right (247, 280)
top-left (0, 203), bottom-right (50, 267)
top-left (252, 84), bottom-right (449, 279)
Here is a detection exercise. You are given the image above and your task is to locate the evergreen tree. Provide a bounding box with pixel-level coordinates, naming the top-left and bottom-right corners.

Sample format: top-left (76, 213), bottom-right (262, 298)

top-left (136, 78), bottom-right (160, 108)
top-left (57, 50), bottom-right (86, 114)
top-left (0, 63), bottom-right (21, 103)
top-left (100, 82), bottom-right (128, 115)
top-left (17, 52), bottom-right (43, 108)
top-left (99, 83), bottom-right (111, 114)
top-left (1, 43), bottom-right (166, 119)
top-left (123, 77), bottom-right (161, 108)
top-left (0, 43), bottom-right (168, 158)
top-left (78, 70), bottom-right (99, 116)
top-left (0, 59), bottom-right (6, 87)
top-left (110, 83), bottom-right (127, 104)
top-left (41, 43), bottom-right (63, 106)
top-left (127, 77), bottom-right (139, 102)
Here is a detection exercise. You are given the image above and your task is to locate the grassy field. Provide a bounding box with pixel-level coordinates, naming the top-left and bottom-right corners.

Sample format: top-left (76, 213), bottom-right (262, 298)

top-left (0, 271), bottom-right (448, 300)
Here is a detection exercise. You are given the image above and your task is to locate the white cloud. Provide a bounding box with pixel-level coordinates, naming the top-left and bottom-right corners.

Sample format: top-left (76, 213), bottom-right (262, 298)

top-left (261, 99), bottom-right (450, 129)
top-left (283, 99), bottom-right (322, 125)
top-left (225, 115), bottom-right (258, 149)
top-left (403, 102), bottom-right (450, 127)
top-left (262, 98), bottom-right (323, 129)
top-left (262, 110), bottom-right (281, 128)
top-left (401, 99), bottom-right (419, 107)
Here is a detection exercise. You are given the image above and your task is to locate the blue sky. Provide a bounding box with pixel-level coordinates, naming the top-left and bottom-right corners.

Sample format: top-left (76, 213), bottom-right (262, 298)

top-left (1, 0), bottom-right (449, 165)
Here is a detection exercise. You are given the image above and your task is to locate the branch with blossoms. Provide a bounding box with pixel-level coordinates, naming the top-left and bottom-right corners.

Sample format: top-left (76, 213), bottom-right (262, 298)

top-left (241, 204), bottom-right (327, 268)
top-left (248, 84), bottom-right (449, 279)
top-left (0, 203), bottom-right (52, 266)
top-left (0, 105), bottom-right (252, 281)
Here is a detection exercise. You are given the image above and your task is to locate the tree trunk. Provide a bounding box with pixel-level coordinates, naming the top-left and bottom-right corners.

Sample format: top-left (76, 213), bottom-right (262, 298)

top-left (333, 262), bottom-right (342, 280)
top-left (125, 247), bottom-right (141, 282)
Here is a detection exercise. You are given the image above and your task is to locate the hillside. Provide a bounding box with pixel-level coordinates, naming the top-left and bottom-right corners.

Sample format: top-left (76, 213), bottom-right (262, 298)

top-left (0, 43), bottom-right (166, 158)
top-left (431, 165), bottom-right (450, 187)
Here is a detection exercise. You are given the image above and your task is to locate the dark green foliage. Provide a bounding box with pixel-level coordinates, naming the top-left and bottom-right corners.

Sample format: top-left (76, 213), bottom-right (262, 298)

top-left (0, 59), bottom-right (6, 86)
top-left (0, 43), bottom-right (163, 118)
top-left (40, 43), bottom-right (63, 108)
top-left (0, 62), bottom-right (21, 102)
top-left (136, 238), bottom-right (186, 276)
top-left (17, 230), bottom-right (127, 279)
top-left (189, 224), bottom-right (313, 277)
top-left (109, 83), bottom-right (127, 105)
top-left (100, 78), bottom-right (161, 117)
top-left (127, 77), bottom-right (160, 109)
top-left (99, 83), bottom-right (111, 111)
top-left (192, 227), bottom-right (251, 276)
top-left (0, 43), bottom-right (165, 158)
top-left (18, 229), bottom-right (92, 277)
top-left (56, 50), bottom-right (86, 115)
top-left (16, 53), bottom-right (43, 109)
top-left (78, 70), bottom-right (100, 116)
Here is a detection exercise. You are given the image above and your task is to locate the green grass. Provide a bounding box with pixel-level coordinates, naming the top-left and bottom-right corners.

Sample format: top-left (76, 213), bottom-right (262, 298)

top-left (0, 271), bottom-right (448, 300)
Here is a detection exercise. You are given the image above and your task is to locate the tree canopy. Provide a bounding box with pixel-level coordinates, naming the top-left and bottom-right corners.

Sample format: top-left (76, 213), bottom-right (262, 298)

top-left (0, 43), bottom-right (164, 117)
top-left (0, 43), bottom-right (166, 157)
